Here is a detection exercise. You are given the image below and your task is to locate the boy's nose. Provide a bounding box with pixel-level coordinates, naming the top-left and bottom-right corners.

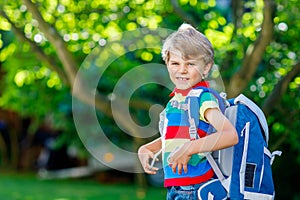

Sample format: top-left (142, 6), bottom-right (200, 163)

top-left (179, 65), bottom-right (188, 73)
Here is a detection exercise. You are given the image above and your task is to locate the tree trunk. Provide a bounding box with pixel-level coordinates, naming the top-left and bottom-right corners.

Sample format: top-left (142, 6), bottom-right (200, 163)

top-left (227, 0), bottom-right (275, 97)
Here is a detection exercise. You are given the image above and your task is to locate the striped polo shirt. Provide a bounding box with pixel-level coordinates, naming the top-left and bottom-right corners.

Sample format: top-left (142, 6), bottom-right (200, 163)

top-left (161, 82), bottom-right (219, 187)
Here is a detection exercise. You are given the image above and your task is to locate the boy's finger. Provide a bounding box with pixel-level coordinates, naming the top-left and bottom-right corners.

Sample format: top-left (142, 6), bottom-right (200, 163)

top-left (150, 166), bottom-right (159, 171)
top-left (145, 166), bottom-right (158, 174)
top-left (177, 164), bottom-right (182, 175)
top-left (171, 163), bottom-right (177, 173)
top-left (183, 164), bottom-right (188, 174)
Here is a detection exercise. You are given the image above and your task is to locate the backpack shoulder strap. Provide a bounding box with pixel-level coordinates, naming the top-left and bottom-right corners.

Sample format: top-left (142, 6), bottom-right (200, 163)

top-left (186, 87), bottom-right (230, 192)
top-left (186, 87), bottom-right (228, 140)
top-left (186, 87), bottom-right (204, 140)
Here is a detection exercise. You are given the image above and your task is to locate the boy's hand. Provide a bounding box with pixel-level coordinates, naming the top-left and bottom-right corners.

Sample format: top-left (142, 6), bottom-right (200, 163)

top-left (168, 141), bottom-right (192, 175)
top-left (138, 147), bottom-right (159, 174)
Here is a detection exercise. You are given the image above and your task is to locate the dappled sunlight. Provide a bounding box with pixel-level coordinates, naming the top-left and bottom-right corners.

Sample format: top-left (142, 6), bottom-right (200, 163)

top-left (0, 0), bottom-right (299, 199)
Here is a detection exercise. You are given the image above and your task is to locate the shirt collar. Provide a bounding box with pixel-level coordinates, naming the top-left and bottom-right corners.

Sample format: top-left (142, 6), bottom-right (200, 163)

top-left (169, 81), bottom-right (210, 97)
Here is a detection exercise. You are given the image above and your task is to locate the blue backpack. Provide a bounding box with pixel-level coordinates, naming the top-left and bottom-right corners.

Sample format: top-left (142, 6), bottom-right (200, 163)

top-left (185, 87), bottom-right (282, 200)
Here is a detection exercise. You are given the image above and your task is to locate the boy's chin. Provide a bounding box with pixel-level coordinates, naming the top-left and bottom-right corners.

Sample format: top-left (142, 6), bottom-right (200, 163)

top-left (175, 84), bottom-right (192, 90)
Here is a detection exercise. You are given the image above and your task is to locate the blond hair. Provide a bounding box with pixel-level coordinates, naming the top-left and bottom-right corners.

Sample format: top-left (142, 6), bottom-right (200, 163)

top-left (162, 23), bottom-right (214, 65)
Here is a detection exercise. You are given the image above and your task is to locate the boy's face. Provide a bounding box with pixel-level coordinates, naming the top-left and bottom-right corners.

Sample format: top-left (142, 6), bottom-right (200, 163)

top-left (166, 52), bottom-right (210, 90)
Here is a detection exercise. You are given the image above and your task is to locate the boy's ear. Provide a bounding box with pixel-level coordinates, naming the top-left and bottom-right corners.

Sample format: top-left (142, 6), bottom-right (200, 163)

top-left (203, 62), bottom-right (213, 76)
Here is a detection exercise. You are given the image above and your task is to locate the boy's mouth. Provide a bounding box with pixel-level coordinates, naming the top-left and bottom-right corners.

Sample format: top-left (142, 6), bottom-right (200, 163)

top-left (176, 77), bottom-right (189, 81)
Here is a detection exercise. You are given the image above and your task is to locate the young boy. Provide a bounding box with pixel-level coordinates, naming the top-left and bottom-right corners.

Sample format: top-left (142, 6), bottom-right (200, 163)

top-left (138, 24), bottom-right (238, 199)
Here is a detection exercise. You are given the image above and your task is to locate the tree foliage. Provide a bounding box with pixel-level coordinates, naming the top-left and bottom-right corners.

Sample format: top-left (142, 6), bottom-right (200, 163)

top-left (0, 0), bottom-right (299, 198)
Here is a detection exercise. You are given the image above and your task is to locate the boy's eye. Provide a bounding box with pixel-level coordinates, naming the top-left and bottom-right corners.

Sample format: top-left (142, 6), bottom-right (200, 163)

top-left (188, 63), bottom-right (195, 66)
top-left (171, 62), bottom-right (179, 66)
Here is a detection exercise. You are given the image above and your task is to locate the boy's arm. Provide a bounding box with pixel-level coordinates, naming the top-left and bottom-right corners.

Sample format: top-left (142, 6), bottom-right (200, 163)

top-left (138, 137), bottom-right (162, 174)
top-left (168, 108), bottom-right (238, 174)
top-left (193, 107), bottom-right (238, 152)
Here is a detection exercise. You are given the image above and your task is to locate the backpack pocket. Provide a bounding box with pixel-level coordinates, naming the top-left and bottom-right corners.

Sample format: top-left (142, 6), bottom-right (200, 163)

top-left (238, 121), bottom-right (275, 200)
top-left (197, 179), bottom-right (227, 200)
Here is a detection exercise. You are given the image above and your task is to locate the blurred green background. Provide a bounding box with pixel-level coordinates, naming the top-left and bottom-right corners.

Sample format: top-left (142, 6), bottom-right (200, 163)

top-left (0, 0), bottom-right (299, 199)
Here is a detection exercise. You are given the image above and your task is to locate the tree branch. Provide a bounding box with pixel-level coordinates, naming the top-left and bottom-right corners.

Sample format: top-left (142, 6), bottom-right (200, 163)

top-left (231, 0), bottom-right (244, 31)
top-left (0, 10), bottom-right (69, 85)
top-left (22, 0), bottom-right (78, 85)
top-left (227, 0), bottom-right (275, 97)
top-left (220, 0), bottom-right (242, 79)
top-left (262, 61), bottom-right (300, 116)
top-left (21, 0), bottom-right (114, 115)
top-left (5, 0), bottom-right (162, 138)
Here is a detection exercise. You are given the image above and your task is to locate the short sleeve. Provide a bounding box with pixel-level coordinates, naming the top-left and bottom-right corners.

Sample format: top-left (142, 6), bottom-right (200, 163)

top-left (199, 92), bottom-right (220, 123)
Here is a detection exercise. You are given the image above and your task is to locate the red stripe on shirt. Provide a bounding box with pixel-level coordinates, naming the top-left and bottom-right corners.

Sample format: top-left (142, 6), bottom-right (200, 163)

top-left (165, 126), bottom-right (208, 139)
top-left (165, 126), bottom-right (190, 139)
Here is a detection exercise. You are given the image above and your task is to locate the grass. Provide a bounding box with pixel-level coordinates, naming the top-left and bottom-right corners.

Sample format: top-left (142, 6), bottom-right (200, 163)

top-left (0, 172), bottom-right (166, 200)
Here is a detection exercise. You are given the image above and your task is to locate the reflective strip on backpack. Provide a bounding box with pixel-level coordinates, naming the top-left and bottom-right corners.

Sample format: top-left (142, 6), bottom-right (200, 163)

top-left (187, 88), bottom-right (203, 97)
top-left (240, 122), bottom-right (250, 195)
top-left (205, 153), bottom-right (230, 192)
top-left (270, 150), bottom-right (282, 165)
top-left (244, 191), bottom-right (274, 200)
top-left (264, 147), bottom-right (272, 159)
top-left (264, 147), bottom-right (282, 165)
top-left (205, 153), bottom-right (225, 182)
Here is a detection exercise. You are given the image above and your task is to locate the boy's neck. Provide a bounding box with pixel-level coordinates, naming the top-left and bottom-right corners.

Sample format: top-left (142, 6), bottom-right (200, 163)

top-left (170, 81), bottom-right (209, 96)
